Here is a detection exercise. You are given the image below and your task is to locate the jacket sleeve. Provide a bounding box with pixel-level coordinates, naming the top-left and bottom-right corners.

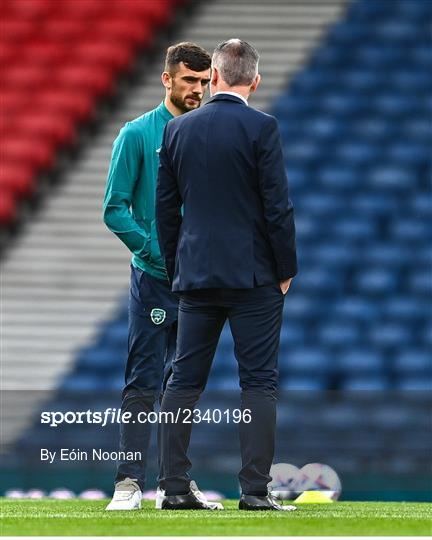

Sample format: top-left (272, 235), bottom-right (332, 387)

top-left (257, 116), bottom-right (298, 280)
top-left (102, 125), bottom-right (149, 258)
top-left (156, 124), bottom-right (183, 283)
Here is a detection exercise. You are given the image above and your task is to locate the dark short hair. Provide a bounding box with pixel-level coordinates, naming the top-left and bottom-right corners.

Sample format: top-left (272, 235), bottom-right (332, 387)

top-left (212, 39), bottom-right (259, 86)
top-left (165, 42), bottom-right (211, 74)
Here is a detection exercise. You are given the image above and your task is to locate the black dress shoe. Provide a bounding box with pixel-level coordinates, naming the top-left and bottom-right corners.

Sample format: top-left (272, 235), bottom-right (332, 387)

top-left (161, 490), bottom-right (220, 510)
top-left (239, 494), bottom-right (297, 511)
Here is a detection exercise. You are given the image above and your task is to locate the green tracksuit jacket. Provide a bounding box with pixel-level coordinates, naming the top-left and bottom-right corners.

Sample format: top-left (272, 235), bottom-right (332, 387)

top-left (103, 102), bottom-right (173, 280)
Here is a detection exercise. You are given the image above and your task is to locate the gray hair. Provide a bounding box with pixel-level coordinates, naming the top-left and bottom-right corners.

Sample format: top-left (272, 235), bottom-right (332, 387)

top-left (212, 39), bottom-right (259, 87)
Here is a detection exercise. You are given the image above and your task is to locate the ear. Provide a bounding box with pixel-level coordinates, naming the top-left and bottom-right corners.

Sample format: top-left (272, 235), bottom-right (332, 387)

top-left (161, 71), bottom-right (172, 90)
top-left (211, 66), bottom-right (219, 86)
top-left (250, 73), bottom-right (261, 94)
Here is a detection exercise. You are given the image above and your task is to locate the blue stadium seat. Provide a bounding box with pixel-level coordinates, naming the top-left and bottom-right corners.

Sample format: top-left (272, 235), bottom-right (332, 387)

top-left (309, 242), bottom-right (358, 268)
top-left (387, 141), bottom-right (431, 165)
top-left (397, 377), bottom-right (432, 391)
top-left (411, 193), bottom-right (432, 216)
top-left (383, 297), bottom-right (429, 320)
top-left (283, 140), bottom-right (321, 163)
top-left (321, 92), bottom-right (369, 115)
top-left (391, 218), bottom-right (431, 242)
top-left (76, 348), bottom-right (121, 372)
top-left (297, 193), bottom-right (344, 215)
top-left (341, 376), bottom-right (389, 391)
top-left (283, 295), bottom-right (323, 320)
top-left (394, 350), bottom-right (432, 375)
top-left (355, 44), bottom-right (404, 67)
top-left (338, 350), bottom-right (384, 374)
top-left (279, 324), bottom-right (306, 348)
top-left (331, 216), bottom-right (376, 240)
top-left (294, 215), bottom-right (320, 241)
top-left (362, 243), bottom-right (407, 267)
top-left (351, 117), bottom-right (393, 140)
top-left (409, 270), bottom-right (431, 295)
top-left (319, 321), bottom-right (361, 347)
top-left (350, 193), bottom-right (398, 216)
top-left (285, 166), bottom-right (310, 191)
top-left (327, 21), bottom-right (370, 44)
top-left (303, 116), bottom-right (344, 139)
top-left (207, 375), bottom-right (239, 390)
top-left (412, 44), bottom-right (432, 67)
top-left (280, 376), bottom-right (328, 391)
top-left (60, 374), bottom-right (108, 391)
top-left (292, 69), bottom-right (336, 93)
top-left (318, 166), bottom-right (360, 190)
top-left (391, 70), bottom-right (432, 92)
top-left (356, 269), bottom-right (398, 295)
top-left (341, 69), bottom-right (384, 91)
top-left (372, 93), bottom-right (417, 116)
top-left (280, 347), bottom-right (332, 375)
top-left (375, 21), bottom-right (419, 41)
top-left (368, 165), bottom-right (415, 190)
top-left (369, 323), bottom-right (412, 348)
top-left (333, 297), bottom-right (377, 322)
top-left (293, 267), bottom-right (342, 295)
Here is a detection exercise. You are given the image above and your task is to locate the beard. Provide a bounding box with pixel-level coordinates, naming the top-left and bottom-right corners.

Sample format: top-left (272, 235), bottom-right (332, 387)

top-left (170, 86), bottom-right (202, 113)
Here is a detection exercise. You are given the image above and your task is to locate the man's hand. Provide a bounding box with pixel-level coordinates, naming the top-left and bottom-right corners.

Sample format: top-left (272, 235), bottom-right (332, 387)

top-left (280, 278), bottom-right (292, 295)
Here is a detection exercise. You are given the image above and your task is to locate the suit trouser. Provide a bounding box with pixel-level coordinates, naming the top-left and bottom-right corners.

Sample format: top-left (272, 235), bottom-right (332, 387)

top-left (159, 284), bottom-right (285, 496)
top-left (115, 265), bottom-right (178, 490)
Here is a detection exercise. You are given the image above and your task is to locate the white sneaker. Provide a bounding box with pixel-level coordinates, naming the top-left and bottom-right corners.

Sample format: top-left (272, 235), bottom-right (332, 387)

top-left (155, 480), bottom-right (224, 510)
top-left (105, 478), bottom-right (142, 511)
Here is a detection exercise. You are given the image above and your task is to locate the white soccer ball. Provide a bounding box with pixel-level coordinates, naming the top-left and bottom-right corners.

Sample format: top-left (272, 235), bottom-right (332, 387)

top-left (294, 463), bottom-right (342, 500)
top-left (269, 463), bottom-right (300, 500)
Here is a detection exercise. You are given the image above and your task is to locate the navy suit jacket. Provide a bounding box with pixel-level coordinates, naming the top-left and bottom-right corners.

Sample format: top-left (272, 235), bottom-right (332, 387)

top-left (156, 93), bottom-right (297, 292)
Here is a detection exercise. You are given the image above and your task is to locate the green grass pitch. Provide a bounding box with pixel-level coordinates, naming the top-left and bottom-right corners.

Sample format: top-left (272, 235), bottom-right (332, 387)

top-left (1, 499), bottom-right (431, 536)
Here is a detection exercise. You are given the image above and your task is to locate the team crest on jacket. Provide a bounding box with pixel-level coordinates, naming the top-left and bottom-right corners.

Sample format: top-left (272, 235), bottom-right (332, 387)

top-left (150, 308), bottom-right (166, 325)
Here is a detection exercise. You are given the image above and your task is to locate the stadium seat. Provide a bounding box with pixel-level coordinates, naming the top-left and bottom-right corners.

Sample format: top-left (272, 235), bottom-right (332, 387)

top-left (1, 0), bottom-right (185, 227)
top-left (338, 350), bottom-right (384, 374)
top-left (341, 376), bottom-right (389, 391)
top-left (280, 376), bottom-right (328, 391)
top-left (394, 350), bottom-right (432, 375)
top-left (319, 321), bottom-right (361, 347)
top-left (0, 189), bottom-right (17, 224)
top-left (369, 323), bottom-right (412, 348)
top-left (280, 348), bottom-right (332, 376)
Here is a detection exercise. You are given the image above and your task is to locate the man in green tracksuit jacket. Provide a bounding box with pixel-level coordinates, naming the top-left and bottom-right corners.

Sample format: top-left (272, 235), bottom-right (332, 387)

top-left (103, 42), bottom-right (211, 511)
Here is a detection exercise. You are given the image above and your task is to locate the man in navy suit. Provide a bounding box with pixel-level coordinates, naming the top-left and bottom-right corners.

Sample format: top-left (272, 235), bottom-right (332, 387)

top-left (156, 39), bottom-right (297, 511)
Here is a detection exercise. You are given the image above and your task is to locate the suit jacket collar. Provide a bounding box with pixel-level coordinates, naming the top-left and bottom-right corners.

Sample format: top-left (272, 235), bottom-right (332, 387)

top-left (205, 93), bottom-right (247, 106)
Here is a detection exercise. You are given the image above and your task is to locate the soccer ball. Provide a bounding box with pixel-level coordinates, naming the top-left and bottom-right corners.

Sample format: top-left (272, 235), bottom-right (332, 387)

top-left (294, 463), bottom-right (342, 500)
top-left (269, 463), bottom-right (300, 500)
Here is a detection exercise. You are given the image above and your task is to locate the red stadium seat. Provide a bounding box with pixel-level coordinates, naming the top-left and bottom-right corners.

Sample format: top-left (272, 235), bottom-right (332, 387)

top-left (72, 39), bottom-right (135, 76)
top-left (1, 18), bottom-right (35, 42)
top-left (42, 19), bottom-right (89, 42)
top-left (95, 17), bottom-right (153, 49)
top-left (0, 163), bottom-right (35, 198)
top-left (2, 135), bottom-right (55, 172)
top-left (0, 90), bottom-right (29, 118)
top-left (0, 42), bottom-right (16, 66)
top-left (21, 40), bottom-right (68, 67)
top-left (55, 0), bottom-right (106, 19)
top-left (14, 112), bottom-right (77, 148)
top-left (112, 0), bottom-right (173, 27)
top-left (55, 64), bottom-right (115, 98)
top-left (36, 89), bottom-right (95, 124)
top-left (7, 0), bottom-right (57, 20)
top-left (0, 189), bottom-right (17, 224)
top-left (3, 64), bottom-right (49, 90)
